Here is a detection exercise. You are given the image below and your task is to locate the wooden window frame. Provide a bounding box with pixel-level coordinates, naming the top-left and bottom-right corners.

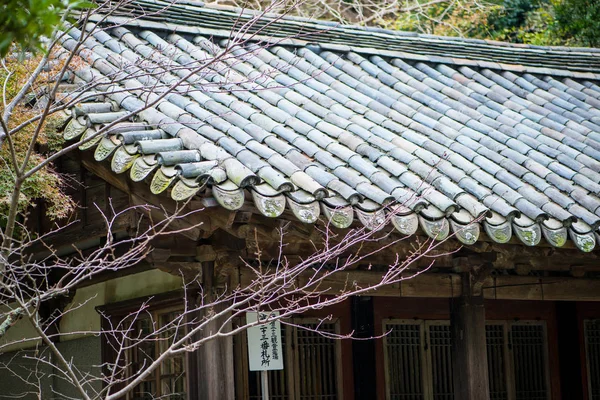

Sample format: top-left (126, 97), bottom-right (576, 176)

top-left (383, 319), bottom-right (551, 400)
top-left (383, 318), bottom-right (452, 400)
top-left (486, 320), bottom-right (551, 400)
top-left (234, 317), bottom-right (343, 400)
top-left (486, 322), bottom-right (512, 400)
top-left (125, 306), bottom-right (188, 400)
top-left (584, 319), bottom-right (600, 400)
top-left (97, 291), bottom-right (191, 400)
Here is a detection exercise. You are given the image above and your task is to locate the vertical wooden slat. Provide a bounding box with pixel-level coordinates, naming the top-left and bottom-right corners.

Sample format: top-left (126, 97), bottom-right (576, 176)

top-left (288, 322), bottom-right (338, 400)
top-left (421, 323), bottom-right (429, 400)
top-left (233, 326), bottom-right (250, 400)
top-left (510, 323), bottom-right (548, 400)
top-left (316, 325), bottom-right (322, 396)
top-left (585, 320), bottom-right (600, 400)
top-left (288, 325), bottom-right (296, 400)
top-left (298, 327), bottom-right (307, 398)
top-left (428, 323), bottom-right (453, 400)
top-left (442, 326), bottom-right (450, 398)
top-left (444, 325), bottom-right (452, 398)
top-left (409, 325), bottom-right (418, 399)
top-left (486, 324), bottom-right (508, 400)
top-left (384, 321), bottom-right (424, 400)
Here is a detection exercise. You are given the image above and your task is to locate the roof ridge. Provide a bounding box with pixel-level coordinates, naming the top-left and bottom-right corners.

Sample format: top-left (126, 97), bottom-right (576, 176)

top-left (132, 0), bottom-right (600, 54)
top-left (99, 0), bottom-right (600, 73)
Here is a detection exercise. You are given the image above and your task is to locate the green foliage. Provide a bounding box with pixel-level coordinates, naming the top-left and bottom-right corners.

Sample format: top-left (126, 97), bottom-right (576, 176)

top-left (554, 0), bottom-right (600, 47)
top-left (0, 150), bottom-right (72, 221)
top-left (488, 0), bottom-right (536, 32)
top-left (377, 0), bottom-right (600, 47)
top-left (0, 54), bottom-right (75, 221)
top-left (381, 1), bottom-right (494, 38)
top-left (0, 0), bottom-right (93, 56)
top-left (0, 0), bottom-right (66, 56)
top-left (486, 0), bottom-right (563, 44)
top-left (0, 108), bottom-right (73, 220)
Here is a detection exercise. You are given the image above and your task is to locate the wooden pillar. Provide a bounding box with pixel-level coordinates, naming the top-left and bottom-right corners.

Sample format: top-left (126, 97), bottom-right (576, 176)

top-left (352, 296), bottom-right (376, 400)
top-left (451, 272), bottom-right (490, 400)
top-left (192, 260), bottom-right (235, 400)
top-left (556, 302), bottom-right (583, 400)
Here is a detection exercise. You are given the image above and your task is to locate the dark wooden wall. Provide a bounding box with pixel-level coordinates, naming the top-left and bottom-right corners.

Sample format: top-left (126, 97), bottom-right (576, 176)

top-left (373, 297), bottom-right (451, 400)
top-left (577, 302), bottom-right (600, 400)
top-left (556, 302), bottom-right (584, 400)
top-left (371, 297), bottom-right (564, 400)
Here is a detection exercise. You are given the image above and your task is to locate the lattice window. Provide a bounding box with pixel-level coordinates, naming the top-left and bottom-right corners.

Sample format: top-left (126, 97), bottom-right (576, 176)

top-left (296, 323), bottom-right (338, 399)
top-left (486, 324), bottom-right (508, 400)
top-left (383, 320), bottom-right (453, 400)
top-left (428, 325), bottom-right (453, 400)
top-left (128, 310), bottom-right (187, 400)
top-left (510, 323), bottom-right (549, 400)
top-left (239, 320), bottom-right (341, 400)
top-left (486, 321), bottom-right (549, 400)
top-left (385, 323), bottom-right (424, 400)
top-left (384, 320), bottom-right (549, 400)
top-left (585, 320), bottom-right (600, 400)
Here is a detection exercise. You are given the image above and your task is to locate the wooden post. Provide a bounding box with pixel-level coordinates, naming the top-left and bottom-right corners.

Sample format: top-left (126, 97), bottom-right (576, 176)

top-left (352, 296), bottom-right (376, 400)
top-left (261, 370), bottom-right (269, 400)
top-left (451, 271), bottom-right (490, 400)
top-left (193, 261), bottom-right (235, 400)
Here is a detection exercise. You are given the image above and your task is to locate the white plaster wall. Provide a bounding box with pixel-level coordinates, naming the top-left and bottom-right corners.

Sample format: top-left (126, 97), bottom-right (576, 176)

top-left (59, 268), bottom-right (183, 340)
top-left (1, 268), bottom-right (183, 352)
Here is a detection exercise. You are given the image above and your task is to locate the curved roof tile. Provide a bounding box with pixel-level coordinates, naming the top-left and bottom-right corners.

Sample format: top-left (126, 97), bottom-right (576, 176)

top-left (58, 7), bottom-right (600, 251)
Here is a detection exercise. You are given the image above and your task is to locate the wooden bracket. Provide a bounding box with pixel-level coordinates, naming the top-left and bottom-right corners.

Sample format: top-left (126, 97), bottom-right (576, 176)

top-left (514, 262), bottom-right (532, 276)
top-left (196, 245), bottom-right (240, 289)
top-left (570, 265), bottom-right (586, 278)
top-left (452, 252), bottom-right (497, 273)
top-left (196, 245), bottom-right (218, 262)
top-left (471, 262), bottom-right (495, 296)
top-left (147, 248), bottom-right (171, 263)
top-left (214, 252), bottom-right (239, 287)
top-left (155, 261), bottom-right (203, 281)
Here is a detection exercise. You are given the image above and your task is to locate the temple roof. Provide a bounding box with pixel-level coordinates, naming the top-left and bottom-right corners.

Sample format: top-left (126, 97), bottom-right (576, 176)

top-left (60, 0), bottom-right (600, 251)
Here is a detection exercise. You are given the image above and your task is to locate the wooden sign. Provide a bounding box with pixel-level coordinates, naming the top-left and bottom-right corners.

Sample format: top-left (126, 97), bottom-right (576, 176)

top-left (246, 311), bottom-right (284, 371)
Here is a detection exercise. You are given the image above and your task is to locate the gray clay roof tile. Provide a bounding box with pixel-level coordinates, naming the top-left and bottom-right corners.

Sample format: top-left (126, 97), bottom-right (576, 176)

top-left (65, 6), bottom-right (600, 249)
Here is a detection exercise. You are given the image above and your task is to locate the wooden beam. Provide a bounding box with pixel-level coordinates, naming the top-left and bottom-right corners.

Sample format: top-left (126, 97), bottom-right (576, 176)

top-left (74, 260), bottom-right (153, 288)
top-left (81, 155), bottom-right (129, 193)
top-left (483, 276), bottom-right (600, 301)
top-left (224, 218), bottom-right (599, 273)
top-left (81, 152), bottom-right (600, 274)
top-left (400, 273), bottom-right (459, 298)
top-left (150, 235), bottom-right (199, 257)
top-left (155, 261), bottom-right (202, 281)
top-left (81, 154), bottom-right (212, 240)
top-left (468, 241), bottom-right (600, 270)
top-left (28, 218), bottom-right (130, 259)
top-left (237, 267), bottom-right (600, 300)
top-left (129, 194), bottom-right (204, 241)
top-left (237, 268), bottom-right (455, 297)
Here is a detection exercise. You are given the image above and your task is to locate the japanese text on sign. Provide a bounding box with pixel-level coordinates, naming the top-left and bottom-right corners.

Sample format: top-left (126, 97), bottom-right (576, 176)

top-left (246, 311), bottom-right (284, 371)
